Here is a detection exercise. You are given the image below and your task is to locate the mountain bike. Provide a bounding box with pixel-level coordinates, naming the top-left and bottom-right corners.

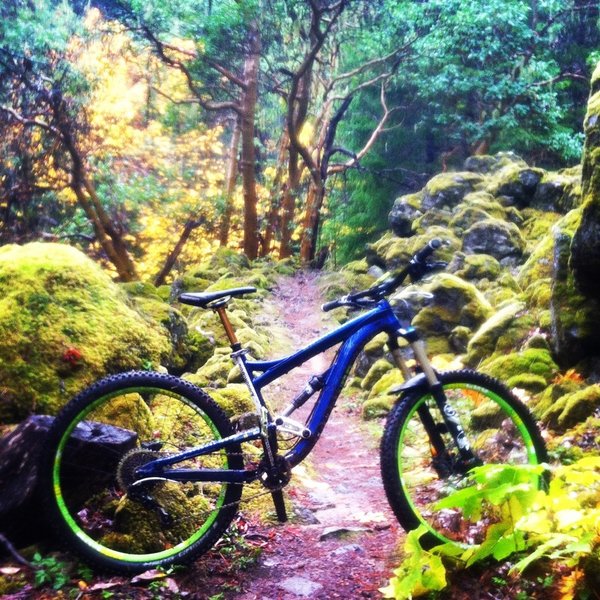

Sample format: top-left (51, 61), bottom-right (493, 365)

top-left (39, 239), bottom-right (547, 573)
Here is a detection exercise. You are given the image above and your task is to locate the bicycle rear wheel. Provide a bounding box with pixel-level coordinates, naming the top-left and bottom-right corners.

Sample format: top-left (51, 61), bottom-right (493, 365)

top-left (381, 369), bottom-right (547, 548)
top-left (40, 371), bottom-right (243, 573)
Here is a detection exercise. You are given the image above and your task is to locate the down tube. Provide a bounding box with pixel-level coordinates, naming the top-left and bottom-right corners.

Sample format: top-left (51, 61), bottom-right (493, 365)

top-left (284, 319), bottom-right (395, 468)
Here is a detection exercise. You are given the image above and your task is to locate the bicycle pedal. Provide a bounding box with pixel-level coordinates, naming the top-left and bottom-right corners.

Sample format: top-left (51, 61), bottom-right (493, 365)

top-left (274, 416), bottom-right (311, 439)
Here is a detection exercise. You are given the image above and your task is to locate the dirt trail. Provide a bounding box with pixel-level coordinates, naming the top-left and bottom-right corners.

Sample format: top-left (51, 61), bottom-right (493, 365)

top-left (232, 272), bottom-right (402, 599)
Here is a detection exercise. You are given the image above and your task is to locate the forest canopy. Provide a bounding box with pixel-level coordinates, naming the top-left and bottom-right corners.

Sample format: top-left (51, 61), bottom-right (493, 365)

top-left (0, 0), bottom-right (598, 278)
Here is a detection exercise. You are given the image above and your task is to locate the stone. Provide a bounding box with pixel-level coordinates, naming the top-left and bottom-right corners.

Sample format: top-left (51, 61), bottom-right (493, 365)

top-left (0, 414), bottom-right (137, 543)
top-left (278, 576), bottom-right (323, 597)
top-left (462, 218), bottom-right (526, 261)
top-left (388, 193), bottom-right (423, 237)
top-left (0, 243), bottom-right (170, 422)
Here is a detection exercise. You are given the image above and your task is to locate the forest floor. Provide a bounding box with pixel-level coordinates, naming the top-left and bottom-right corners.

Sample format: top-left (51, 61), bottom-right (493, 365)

top-left (0, 272), bottom-right (403, 599)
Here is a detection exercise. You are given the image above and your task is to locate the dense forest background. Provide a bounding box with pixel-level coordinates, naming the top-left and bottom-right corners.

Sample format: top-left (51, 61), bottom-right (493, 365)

top-left (1, 0), bottom-right (599, 278)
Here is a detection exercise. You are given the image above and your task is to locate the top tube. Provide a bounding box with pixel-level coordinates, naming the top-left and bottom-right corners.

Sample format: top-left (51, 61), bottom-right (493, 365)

top-left (247, 300), bottom-right (402, 391)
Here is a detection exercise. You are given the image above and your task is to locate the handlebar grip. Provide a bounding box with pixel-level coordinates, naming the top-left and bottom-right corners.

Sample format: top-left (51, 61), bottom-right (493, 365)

top-left (322, 300), bottom-right (341, 312)
top-left (413, 238), bottom-right (442, 263)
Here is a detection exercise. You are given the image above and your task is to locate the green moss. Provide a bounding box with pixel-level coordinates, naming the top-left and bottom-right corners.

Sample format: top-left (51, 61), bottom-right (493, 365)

top-left (411, 274), bottom-right (493, 345)
top-left (422, 172), bottom-right (484, 210)
top-left (449, 207), bottom-right (493, 234)
top-left (0, 243), bottom-right (170, 423)
top-left (506, 373), bottom-right (548, 393)
top-left (465, 302), bottom-right (526, 366)
top-left (455, 254), bottom-right (502, 281)
top-left (362, 395), bottom-right (396, 420)
top-left (207, 384), bottom-right (255, 417)
top-left (542, 384), bottom-right (600, 431)
top-left (479, 348), bottom-right (559, 384)
top-left (361, 359), bottom-right (394, 390)
top-left (366, 369), bottom-right (404, 400)
top-left (520, 210), bottom-right (562, 247)
top-left (532, 379), bottom-right (586, 420)
top-left (185, 353), bottom-right (234, 388)
top-left (109, 483), bottom-right (210, 553)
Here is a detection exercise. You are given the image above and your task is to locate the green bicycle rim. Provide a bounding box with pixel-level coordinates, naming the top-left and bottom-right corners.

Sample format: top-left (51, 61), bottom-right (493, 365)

top-left (397, 382), bottom-right (540, 546)
top-left (52, 387), bottom-right (228, 563)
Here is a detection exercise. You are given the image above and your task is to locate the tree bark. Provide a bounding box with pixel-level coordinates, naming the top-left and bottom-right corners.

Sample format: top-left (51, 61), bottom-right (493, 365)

top-left (261, 130), bottom-right (289, 257)
top-left (219, 118), bottom-right (241, 246)
top-left (154, 218), bottom-right (204, 286)
top-left (299, 178), bottom-right (325, 263)
top-left (239, 22), bottom-right (261, 260)
top-left (53, 101), bottom-right (138, 281)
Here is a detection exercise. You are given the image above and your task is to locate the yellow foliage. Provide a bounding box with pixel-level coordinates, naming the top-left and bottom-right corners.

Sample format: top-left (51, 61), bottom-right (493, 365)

top-left (67, 13), bottom-right (236, 280)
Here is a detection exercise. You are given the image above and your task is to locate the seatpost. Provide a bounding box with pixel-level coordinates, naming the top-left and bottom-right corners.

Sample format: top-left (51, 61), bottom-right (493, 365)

top-left (211, 300), bottom-right (240, 349)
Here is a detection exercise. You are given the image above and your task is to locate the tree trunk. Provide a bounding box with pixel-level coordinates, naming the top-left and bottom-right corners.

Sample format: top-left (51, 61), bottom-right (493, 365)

top-left (219, 118), bottom-right (241, 246)
top-left (154, 218), bottom-right (203, 286)
top-left (56, 113), bottom-right (138, 281)
top-left (239, 23), bottom-right (261, 260)
top-left (299, 178), bottom-right (325, 263)
top-left (261, 131), bottom-right (289, 257)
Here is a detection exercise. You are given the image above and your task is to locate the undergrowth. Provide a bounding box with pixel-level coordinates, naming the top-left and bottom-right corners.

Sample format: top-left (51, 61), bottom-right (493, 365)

top-left (382, 457), bottom-right (600, 599)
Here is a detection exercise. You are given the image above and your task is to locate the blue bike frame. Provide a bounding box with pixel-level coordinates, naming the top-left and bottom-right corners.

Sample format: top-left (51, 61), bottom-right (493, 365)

top-left (137, 299), bottom-right (413, 484)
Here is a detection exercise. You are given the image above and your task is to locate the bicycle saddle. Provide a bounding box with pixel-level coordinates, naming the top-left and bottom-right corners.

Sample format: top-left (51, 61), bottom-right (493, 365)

top-left (179, 286), bottom-right (257, 308)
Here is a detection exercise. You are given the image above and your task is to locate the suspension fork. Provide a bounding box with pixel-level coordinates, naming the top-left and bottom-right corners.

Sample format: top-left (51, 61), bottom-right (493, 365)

top-left (389, 333), bottom-right (478, 468)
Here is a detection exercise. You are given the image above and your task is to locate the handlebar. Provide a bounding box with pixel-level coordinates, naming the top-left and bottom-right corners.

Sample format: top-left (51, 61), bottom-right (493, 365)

top-left (321, 238), bottom-right (445, 312)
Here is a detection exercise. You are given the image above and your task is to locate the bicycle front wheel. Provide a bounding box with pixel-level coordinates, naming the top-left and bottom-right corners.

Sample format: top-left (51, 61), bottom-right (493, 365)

top-left (381, 369), bottom-right (547, 548)
top-left (40, 371), bottom-right (243, 573)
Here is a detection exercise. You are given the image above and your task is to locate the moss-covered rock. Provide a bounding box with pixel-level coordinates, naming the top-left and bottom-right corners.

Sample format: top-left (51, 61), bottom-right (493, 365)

top-left (421, 172), bottom-right (484, 210)
top-left (462, 218), bottom-right (526, 261)
top-left (411, 274), bottom-right (493, 355)
top-left (388, 192), bottom-right (424, 237)
top-left (532, 168), bottom-right (582, 213)
top-left (464, 152), bottom-right (528, 174)
top-left (542, 384), bottom-right (600, 431)
top-left (550, 210), bottom-right (600, 365)
top-left (571, 61), bottom-right (600, 298)
top-left (185, 353), bottom-right (235, 388)
top-left (361, 359), bottom-right (394, 390)
top-left (465, 301), bottom-right (527, 366)
top-left (207, 384), bottom-right (255, 418)
top-left (367, 229), bottom-right (459, 271)
top-left (0, 243), bottom-right (170, 422)
top-left (485, 164), bottom-right (544, 207)
top-left (479, 348), bottom-right (559, 386)
top-left (454, 253), bottom-right (502, 282)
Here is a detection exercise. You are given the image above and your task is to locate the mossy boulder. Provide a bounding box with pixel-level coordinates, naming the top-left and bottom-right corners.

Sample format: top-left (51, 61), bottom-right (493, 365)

top-left (532, 169), bottom-right (582, 213)
top-left (388, 192), bottom-right (424, 237)
top-left (571, 62), bottom-right (600, 298)
top-left (185, 352), bottom-right (235, 388)
top-left (207, 384), bottom-right (255, 418)
top-left (362, 369), bottom-right (404, 419)
top-left (541, 384), bottom-right (600, 431)
top-left (464, 152), bottom-right (528, 174)
top-left (361, 359), bottom-right (394, 390)
top-left (453, 253), bottom-right (502, 282)
top-left (0, 243), bottom-right (170, 422)
top-left (550, 210), bottom-right (600, 365)
top-left (411, 274), bottom-right (493, 355)
top-left (485, 164), bottom-right (544, 207)
top-left (421, 172), bottom-right (484, 210)
top-left (462, 218), bottom-right (526, 261)
top-left (465, 301), bottom-right (527, 366)
top-left (125, 291), bottom-right (212, 375)
top-left (479, 348), bottom-right (559, 388)
top-left (367, 229), bottom-right (459, 271)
